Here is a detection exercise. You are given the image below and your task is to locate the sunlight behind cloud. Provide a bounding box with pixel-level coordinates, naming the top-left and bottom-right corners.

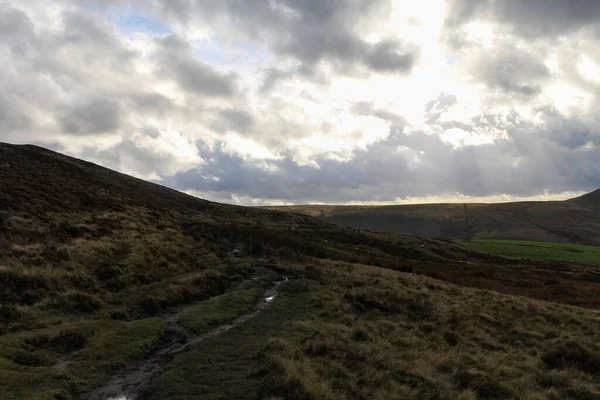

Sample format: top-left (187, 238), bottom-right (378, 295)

top-left (440, 128), bottom-right (496, 148)
top-left (2, 0), bottom-right (600, 205)
top-left (578, 55), bottom-right (600, 83)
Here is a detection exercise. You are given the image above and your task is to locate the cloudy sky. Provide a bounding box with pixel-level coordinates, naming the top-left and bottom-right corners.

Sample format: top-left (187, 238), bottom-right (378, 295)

top-left (2, 0), bottom-right (600, 205)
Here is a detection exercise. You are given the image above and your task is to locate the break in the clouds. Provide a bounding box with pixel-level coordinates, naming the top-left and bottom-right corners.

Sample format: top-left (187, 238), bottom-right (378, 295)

top-left (2, 0), bottom-right (600, 205)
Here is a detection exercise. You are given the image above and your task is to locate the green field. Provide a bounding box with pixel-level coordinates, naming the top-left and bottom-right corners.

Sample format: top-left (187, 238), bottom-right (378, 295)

top-left (458, 239), bottom-right (600, 265)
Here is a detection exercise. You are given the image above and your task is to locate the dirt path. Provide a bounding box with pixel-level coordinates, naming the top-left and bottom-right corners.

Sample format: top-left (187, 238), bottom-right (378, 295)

top-left (85, 280), bottom-right (285, 400)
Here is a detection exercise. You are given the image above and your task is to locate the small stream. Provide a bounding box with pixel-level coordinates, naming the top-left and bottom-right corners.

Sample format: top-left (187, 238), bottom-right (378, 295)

top-left (87, 279), bottom-right (285, 400)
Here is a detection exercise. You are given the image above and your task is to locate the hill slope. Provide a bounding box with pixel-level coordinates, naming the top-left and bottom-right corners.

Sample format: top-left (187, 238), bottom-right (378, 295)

top-left (3, 142), bottom-right (600, 400)
top-left (0, 142), bottom-right (485, 398)
top-left (569, 189), bottom-right (600, 210)
top-left (266, 194), bottom-right (600, 245)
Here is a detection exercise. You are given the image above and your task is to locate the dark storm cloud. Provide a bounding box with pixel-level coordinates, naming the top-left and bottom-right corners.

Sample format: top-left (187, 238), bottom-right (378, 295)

top-left (76, 134), bottom-right (201, 181)
top-left (163, 57), bottom-right (237, 97)
top-left (259, 68), bottom-right (288, 93)
top-left (533, 106), bottom-right (600, 149)
top-left (425, 93), bottom-right (457, 124)
top-left (3, 0), bottom-right (600, 205)
top-left (0, 6), bottom-right (36, 55)
top-left (0, 4), bottom-right (141, 143)
top-left (128, 92), bottom-right (176, 115)
top-left (59, 11), bottom-right (124, 51)
top-left (162, 105), bottom-right (600, 204)
top-left (352, 102), bottom-right (407, 130)
top-left (36, 10), bottom-right (136, 74)
top-left (364, 39), bottom-right (417, 72)
top-left (469, 48), bottom-right (550, 96)
top-left (211, 109), bottom-right (255, 134)
top-left (59, 96), bottom-right (120, 134)
top-left (167, 142), bottom-right (392, 202)
top-left (142, 125), bottom-right (161, 139)
top-left (446, 0), bottom-right (600, 38)
top-left (149, 0), bottom-right (418, 77)
top-left (0, 94), bottom-right (30, 131)
top-left (155, 35), bottom-right (238, 97)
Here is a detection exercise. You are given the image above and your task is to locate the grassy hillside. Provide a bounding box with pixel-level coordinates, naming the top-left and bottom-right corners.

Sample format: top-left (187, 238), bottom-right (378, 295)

top-left (3, 142), bottom-right (600, 399)
top-left (258, 263), bottom-right (600, 400)
top-left (146, 265), bottom-right (600, 400)
top-left (266, 195), bottom-right (600, 245)
top-left (569, 189), bottom-right (600, 210)
top-left (458, 239), bottom-right (600, 265)
top-left (0, 142), bottom-right (483, 399)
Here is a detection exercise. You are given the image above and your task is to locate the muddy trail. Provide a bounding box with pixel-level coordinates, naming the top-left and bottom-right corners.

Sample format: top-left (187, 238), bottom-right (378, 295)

top-left (85, 277), bottom-right (287, 400)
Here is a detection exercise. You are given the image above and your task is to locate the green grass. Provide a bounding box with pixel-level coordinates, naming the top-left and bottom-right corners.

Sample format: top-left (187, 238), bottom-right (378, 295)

top-left (457, 239), bottom-right (600, 265)
top-left (6, 142), bottom-right (600, 399)
top-left (144, 261), bottom-right (600, 400)
top-left (0, 318), bottom-right (165, 400)
top-left (180, 287), bottom-right (266, 334)
top-left (145, 279), bottom-right (318, 400)
top-left (257, 261), bottom-right (600, 400)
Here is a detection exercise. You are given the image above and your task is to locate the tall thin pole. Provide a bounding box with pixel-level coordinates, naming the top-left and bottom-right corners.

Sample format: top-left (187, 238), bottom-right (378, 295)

top-left (463, 203), bottom-right (470, 241)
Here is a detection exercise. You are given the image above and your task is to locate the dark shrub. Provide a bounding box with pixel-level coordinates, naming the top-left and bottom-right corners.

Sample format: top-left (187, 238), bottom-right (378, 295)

top-left (50, 330), bottom-right (88, 353)
top-left (41, 245), bottom-right (69, 263)
top-left (55, 291), bottom-right (105, 313)
top-left (64, 272), bottom-right (98, 292)
top-left (23, 334), bottom-right (50, 348)
top-left (137, 297), bottom-right (161, 316)
top-left (304, 265), bottom-right (326, 283)
top-left (23, 330), bottom-right (88, 354)
top-left (0, 304), bottom-right (22, 323)
top-left (10, 349), bottom-right (52, 367)
top-left (304, 338), bottom-right (332, 357)
top-left (110, 310), bottom-right (129, 321)
top-left (247, 240), bottom-right (265, 256)
top-left (454, 370), bottom-right (512, 399)
top-left (396, 264), bottom-right (413, 273)
top-left (277, 246), bottom-right (296, 260)
top-left (542, 341), bottom-right (600, 375)
top-left (21, 289), bottom-right (46, 306)
top-left (93, 262), bottom-right (124, 291)
top-left (65, 225), bottom-right (92, 238)
top-left (0, 269), bottom-right (50, 305)
top-left (444, 331), bottom-right (460, 347)
top-left (350, 327), bottom-right (371, 342)
top-left (346, 289), bottom-right (432, 320)
top-left (419, 323), bottom-right (436, 334)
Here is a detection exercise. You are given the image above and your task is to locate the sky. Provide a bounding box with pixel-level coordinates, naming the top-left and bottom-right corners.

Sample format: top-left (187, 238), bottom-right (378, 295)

top-left (2, 0), bottom-right (600, 205)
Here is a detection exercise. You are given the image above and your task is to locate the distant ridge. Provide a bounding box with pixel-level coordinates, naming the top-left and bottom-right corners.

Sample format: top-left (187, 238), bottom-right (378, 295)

top-left (568, 189), bottom-right (600, 209)
top-left (266, 189), bottom-right (600, 245)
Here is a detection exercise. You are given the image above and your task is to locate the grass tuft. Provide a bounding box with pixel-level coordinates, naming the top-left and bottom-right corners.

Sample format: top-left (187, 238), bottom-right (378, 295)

top-left (180, 287), bottom-right (265, 333)
top-left (542, 341), bottom-right (600, 375)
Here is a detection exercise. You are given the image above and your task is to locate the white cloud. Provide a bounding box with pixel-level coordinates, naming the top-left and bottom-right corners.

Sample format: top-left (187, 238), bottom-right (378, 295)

top-left (1, 0), bottom-right (600, 204)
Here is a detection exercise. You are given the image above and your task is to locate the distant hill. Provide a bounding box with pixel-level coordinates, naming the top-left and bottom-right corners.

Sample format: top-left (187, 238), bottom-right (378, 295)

top-left (569, 189), bottom-right (600, 209)
top-left (265, 192), bottom-right (600, 245)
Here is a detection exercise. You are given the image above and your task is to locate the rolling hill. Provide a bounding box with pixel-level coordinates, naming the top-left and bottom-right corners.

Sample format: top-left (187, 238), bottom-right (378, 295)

top-left (266, 192), bottom-right (600, 245)
top-left (3, 142), bottom-right (600, 400)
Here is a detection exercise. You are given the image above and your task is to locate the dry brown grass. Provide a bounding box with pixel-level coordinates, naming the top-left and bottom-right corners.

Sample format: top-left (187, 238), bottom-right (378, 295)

top-left (3, 142), bottom-right (600, 399)
top-left (261, 262), bottom-right (600, 400)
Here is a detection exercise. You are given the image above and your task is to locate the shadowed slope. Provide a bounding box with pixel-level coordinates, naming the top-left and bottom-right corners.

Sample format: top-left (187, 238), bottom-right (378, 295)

top-left (266, 192), bottom-right (600, 245)
top-left (3, 142), bottom-right (600, 400)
